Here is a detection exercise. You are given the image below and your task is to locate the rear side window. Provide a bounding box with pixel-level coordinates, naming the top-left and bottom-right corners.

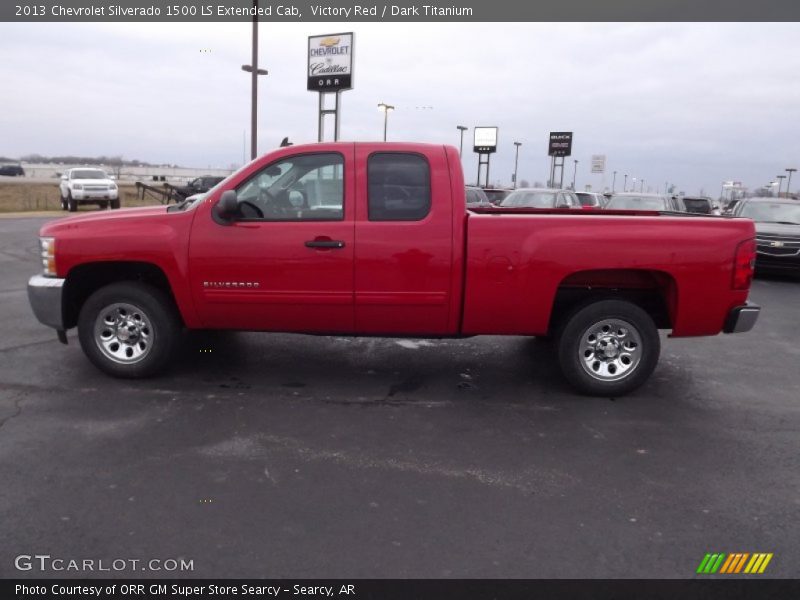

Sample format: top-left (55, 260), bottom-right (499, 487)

top-left (368, 153), bottom-right (431, 221)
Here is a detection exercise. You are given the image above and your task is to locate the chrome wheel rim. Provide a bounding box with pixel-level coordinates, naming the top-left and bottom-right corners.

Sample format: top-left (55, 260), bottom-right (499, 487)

top-left (579, 318), bottom-right (642, 382)
top-left (93, 302), bottom-right (153, 364)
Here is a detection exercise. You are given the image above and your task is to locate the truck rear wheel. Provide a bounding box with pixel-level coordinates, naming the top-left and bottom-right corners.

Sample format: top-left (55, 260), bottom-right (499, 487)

top-left (110, 199), bottom-right (121, 209)
top-left (77, 282), bottom-right (180, 378)
top-left (556, 299), bottom-right (660, 397)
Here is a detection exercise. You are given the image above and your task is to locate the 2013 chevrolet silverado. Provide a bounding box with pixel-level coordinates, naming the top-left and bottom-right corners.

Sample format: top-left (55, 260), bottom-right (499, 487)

top-left (28, 143), bottom-right (760, 396)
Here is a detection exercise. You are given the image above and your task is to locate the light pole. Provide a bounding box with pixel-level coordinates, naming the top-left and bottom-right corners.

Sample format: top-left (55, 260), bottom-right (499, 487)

top-left (612, 170), bottom-right (617, 192)
top-left (623, 174), bottom-right (628, 192)
top-left (786, 168), bottom-right (797, 197)
top-left (240, 0), bottom-right (268, 160)
top-left (457, 126), bottom-right (468, 157)
top-left (776, 175), bottom-right (786, 197)
top-left (641, 179), bottom-right (645, 193)
top-left (631, 177), bottom-right (636, 193)
top-left (572, 159), bottom-right (579, 190)
top-left (377, 102), bottom-right (394, 141)
top-left (513, 142), bottom-right (522, 189)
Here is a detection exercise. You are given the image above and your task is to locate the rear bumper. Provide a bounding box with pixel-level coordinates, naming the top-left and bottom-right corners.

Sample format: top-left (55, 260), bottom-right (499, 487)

top-left (28, 275), bottom-right (65, 330)
top-left (723, 302), bottom-right (760, 334)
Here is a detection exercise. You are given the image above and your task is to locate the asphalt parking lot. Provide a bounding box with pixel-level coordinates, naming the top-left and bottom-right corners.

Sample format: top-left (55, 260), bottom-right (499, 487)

top-left (0, 215), bottom-right (798, 579)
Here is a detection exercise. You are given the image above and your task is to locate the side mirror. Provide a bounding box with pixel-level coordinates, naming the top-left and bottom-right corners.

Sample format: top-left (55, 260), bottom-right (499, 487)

top-left (60, 175), bottom-right (67, 181)
top-left (109, 175), bottom-right (116, 180)
top-left (213, 190), bottom-right (238, 223)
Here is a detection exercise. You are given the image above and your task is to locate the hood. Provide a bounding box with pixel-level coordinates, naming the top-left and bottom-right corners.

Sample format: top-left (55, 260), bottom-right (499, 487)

top-left (41, 206), bottom-right (168, 235)
top-left (70, 178), bottom-right (115, 186)
top-left (754, 222), bottom-right (800, 237)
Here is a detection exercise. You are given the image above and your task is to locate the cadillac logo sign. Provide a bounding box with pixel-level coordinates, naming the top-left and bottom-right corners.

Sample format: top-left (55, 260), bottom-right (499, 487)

top-left (308, 32), bottom-right (354, 92)
top-left (770, 241), bottom-right (784, 247)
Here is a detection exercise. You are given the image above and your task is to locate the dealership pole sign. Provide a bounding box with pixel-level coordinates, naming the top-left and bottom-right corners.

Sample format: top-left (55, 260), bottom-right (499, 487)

top-left (473, 126), bottom-right (498, 187)
top-left (548, 132), bottom-right (573, 157)
top-left (309, 33), bottom-right (353, 142)
top-left (591, 154), bottom-right (606, 174)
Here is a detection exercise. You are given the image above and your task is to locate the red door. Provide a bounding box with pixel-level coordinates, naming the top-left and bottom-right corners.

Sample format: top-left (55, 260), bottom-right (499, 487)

top-left (353, 145), bottom-right (455, 335)
top-left (188, 148), bottom-right (355, 332)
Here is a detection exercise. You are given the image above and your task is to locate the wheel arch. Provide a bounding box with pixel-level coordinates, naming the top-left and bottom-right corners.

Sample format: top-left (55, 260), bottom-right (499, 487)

top-left (547, 268), bottom-right (678, 335)
top-left (63, 261), bottom-right (186, 329)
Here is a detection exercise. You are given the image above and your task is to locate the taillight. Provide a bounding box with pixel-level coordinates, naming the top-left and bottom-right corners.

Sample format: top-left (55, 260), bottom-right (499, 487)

top-left (732, 239), bottom-right (756, 290)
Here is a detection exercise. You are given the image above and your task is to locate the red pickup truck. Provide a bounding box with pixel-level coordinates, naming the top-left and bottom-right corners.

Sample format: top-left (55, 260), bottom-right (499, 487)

top-left (28, 142), bottom-right (760, 396)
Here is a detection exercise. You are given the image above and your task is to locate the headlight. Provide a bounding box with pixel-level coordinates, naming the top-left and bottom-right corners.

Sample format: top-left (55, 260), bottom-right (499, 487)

top-left (40, 237), bottom-right (56, 276)
top-left (73, 184), bottom-right (83, 190)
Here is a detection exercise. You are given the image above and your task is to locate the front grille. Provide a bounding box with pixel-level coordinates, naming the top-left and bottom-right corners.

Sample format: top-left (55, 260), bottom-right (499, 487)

top-left (84, 185), bottom-right (109, 191)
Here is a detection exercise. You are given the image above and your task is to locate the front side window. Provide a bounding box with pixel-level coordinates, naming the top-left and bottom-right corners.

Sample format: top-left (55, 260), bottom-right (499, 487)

top-left (235, 153), bottom-right (344, 220)
top-left (368, 153), bottom-right (431, 221)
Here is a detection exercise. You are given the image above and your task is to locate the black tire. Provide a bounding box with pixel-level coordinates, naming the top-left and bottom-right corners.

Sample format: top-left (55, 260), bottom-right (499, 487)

top-left (67, 192), bottom-right (77, 212)
top-left (556, 299), bottom-right (660, 397)
top-left (99, 201), bottom-right (109, 210)
top-left (77, 282), bottom-right (180, 378)
top-left (60, 194), bottom-right (67, 210)
top-left (110, 199), bottom-right (121, 209)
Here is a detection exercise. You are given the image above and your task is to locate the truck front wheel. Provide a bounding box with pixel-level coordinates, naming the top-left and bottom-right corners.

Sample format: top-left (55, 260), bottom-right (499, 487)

top-left (77, 282), bottom-right (180, 378)
top-left (556, 299), bottom-right (660, 397)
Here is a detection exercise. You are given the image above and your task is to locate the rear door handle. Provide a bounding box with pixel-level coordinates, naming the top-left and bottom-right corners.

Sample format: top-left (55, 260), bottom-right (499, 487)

top-left (305, 239), bottom-right (346, 249)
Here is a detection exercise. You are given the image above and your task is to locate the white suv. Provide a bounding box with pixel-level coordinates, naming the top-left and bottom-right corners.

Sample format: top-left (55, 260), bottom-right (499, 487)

top-left (59, 168), bottom-right (120, 212)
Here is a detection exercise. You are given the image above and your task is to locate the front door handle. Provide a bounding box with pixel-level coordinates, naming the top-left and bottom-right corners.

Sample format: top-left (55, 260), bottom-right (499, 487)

top-left (305, 239), bottom-right (346, 249)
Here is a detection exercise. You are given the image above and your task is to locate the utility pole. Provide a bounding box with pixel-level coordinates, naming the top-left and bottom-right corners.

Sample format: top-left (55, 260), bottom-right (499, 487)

top-left (378, 102), bottom-right (394, 141)
top-left (572, 159), bottom-right (578, 190)
top-left (513, 142), bottom-right (522, 189)
top-left (457, 126), bottom-right (468, 157)
top-left (786, 168), bottom-right (797, 197)
top-left (623, 174), bottom-right (628, 192)
top-left (777, 175), bottom-right (786, 197)
top-left (612, 170), bottom-right (617, 192)
top-left (241, 0), bottom-right (268, 160)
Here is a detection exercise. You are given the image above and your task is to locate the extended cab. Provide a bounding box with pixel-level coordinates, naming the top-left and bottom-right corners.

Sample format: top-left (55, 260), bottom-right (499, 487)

top-left (28, 143), bottom-right (760, 396)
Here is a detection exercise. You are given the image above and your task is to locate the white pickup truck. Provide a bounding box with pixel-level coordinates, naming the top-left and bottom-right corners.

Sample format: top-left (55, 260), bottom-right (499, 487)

top-left (59, 168), bottom-right (120, 212)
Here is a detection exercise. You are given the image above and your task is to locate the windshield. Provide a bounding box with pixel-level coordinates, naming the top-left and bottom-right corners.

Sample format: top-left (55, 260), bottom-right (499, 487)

top-left (739, 202), bottom-right (800, 225)
top-left (71, 169), bottom-right (108, 179)
top-left (606, 195), bottom-right (667, 210)
top-left (501, 190), bottom-right (557, 208)
top-left (576, 193), bottom-right (598, 207)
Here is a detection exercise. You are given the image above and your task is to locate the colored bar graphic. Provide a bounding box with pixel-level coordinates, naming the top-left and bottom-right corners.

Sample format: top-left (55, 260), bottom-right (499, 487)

top-left (734, 553), bottom-right (749, 573)
top-left (719, 554), bottom-right (736, 574)
top-left (710, 553), bottom-right (725, 573)
top-left (699, 552), bottom-right (773, 575)
top-left (758, 553), bottom-right (773, 573)
top-left (697, 554), bottom-right (713, 574)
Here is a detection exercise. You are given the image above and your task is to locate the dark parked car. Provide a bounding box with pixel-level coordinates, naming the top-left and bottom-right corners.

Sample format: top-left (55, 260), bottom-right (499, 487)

top-left (466, 186), bottom-right (492, 208)
top-left (0, 164), bottom-right (25, 177)
top-left (174, 176), bottom-right (225, 199)
top-left (682, 196), bottom-right (720, 215)
top-left (732, 197), bottom-right (800, 274)
top-left (604, 192), bottom-right (684, 212)
top-left (482, 188), bottom-right (511, 205)
top-left (499, 188), bottom-right (581, 209)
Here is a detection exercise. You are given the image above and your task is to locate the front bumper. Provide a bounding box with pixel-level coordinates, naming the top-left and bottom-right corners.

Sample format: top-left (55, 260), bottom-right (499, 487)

top-left (723, 302), bottom-right (760, 334)
top-left (28, 275), bottom-right (65, 330)
top-left (72, 190), bottom-right (118, 201)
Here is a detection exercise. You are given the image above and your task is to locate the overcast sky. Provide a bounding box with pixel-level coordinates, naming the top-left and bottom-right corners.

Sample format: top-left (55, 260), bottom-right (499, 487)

top-left (1, 22), bottom-right (799, 194)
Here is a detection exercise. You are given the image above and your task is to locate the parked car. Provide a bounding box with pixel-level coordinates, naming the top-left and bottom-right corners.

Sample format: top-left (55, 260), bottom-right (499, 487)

top-left (575, 191), bottom-right (604, 209)
top-left (500, 188), bottom-right (582, 209)
top-left (28, 142), bottom-right (759, 397)
top-left (682, 196), bottom-right (721, 215)
top-left (466, 186), bottom-right (493, 209)
top-left (59, 168), bottom-right (119, 212)
top-left (173, 176), bottom-right (225, 200)
top-left (604, 192), bottom-right (684, 212)
top-left (732, 197), bottom-right (800, 274)
top-left (482, 188), bottom-right (511, 205)
top-left (0, 163), bottom-right (25, 177)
